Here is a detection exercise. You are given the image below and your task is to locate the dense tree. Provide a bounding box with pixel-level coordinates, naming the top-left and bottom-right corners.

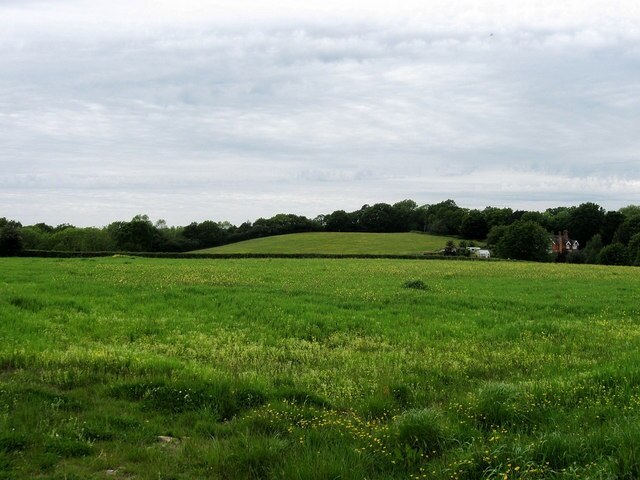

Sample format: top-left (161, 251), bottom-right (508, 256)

top-left (414, 204), bottom-right (430, 232)
top-left (510, 210), bottom-right (527, 223)
top-left (600, 211), bottom-right (625, 245)
top-left (425, 200), bottom-right (466, 235)
top-left (619, 205), bottom-right (640, 218)
top-left (392, 199), bottom-right (421, 231)
top-left (0, 217), bottom-right (21, 228)
top-left (33, 222), bottom-right (55, 233)
top-left (482, 207), bottom-right (514, 230)
top-left (486, 225), bottom-right (508, 248)
top-left (520, 211), bottom-right (545, 225)
top-left (543, 207), bottom-right (571, 234)
top-left (613, 214), bottom-right (640, 245)
top-left (460, 210), bottom-right (489, 239)
top-left (567, 202), bottom-right (605, 246)
top-left (48, 227), bottom-right (114, 251)
top-left (0, 225), bottom-right (23, 255)
top-left (325, 210), bottom-right (355, 232)
top-left (251, 214), bottom-right (319, 237)
top-left (107, 215), bottom-right (162, 252)
top-left (236, 221), bottom-right (253, 234)
top-left (19, 227), bottom-right (47, 250)
top-left (5, 199), bottom-right (640, 263)
top-left (54, 223), bottom-right (75, 231)
top-left (183, 221), bottom-right (226, 249)
top-left (313, 215), bottom-right (326, 229)
top-left (358, 203), bottom-right (398, 232)
top-left (495, 221), bottom-right (550, 262)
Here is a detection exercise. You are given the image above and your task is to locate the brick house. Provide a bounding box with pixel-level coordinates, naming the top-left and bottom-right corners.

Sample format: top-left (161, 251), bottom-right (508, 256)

top-left (551, 230), bottom-right (579, 254)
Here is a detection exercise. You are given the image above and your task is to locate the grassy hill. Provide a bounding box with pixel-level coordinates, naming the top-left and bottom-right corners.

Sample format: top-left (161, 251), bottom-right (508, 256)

top-left (192, 231), bottom-right (459, 255)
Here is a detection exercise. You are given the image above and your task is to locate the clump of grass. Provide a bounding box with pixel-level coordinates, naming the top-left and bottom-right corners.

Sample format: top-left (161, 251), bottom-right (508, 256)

top-left (359, 394), bottom-right (396, 420)
top-left (393, 408), bottom-right (451, 455)
top-left (230, 435), bottom-right (288, 479)
top-left (402, 279), bottom-right (428, 290)
top-left (534, 432), bottom-right (588, 470)
top-left (390, 383), bottom-right (412, 406)
top-left (474, 382), bottom-right (540, 430)
top-left (360, 383), bottom-right (412, 420)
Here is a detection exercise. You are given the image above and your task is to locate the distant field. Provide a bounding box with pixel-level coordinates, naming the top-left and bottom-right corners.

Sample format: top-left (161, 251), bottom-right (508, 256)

top-left (193, 231), bottom-right (459, 254)
top-left (1, 258), bottom-right (639, 479)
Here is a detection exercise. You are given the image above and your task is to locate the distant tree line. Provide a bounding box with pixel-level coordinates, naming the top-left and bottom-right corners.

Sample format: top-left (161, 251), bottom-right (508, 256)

top-left (2, 200), bottom-right (640, 265)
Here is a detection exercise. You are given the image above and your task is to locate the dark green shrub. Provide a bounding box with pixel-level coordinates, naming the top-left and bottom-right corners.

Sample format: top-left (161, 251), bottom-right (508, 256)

top-left (8, 296), bottom-right (45, 312)
top-left (402, 279), bottom-right (428, 290)
top-left (598, 243), bottom-right (629, 265)
top-left (566, 250), bottom-right (586, 264)
top-left (495, 221), bottom-right (550, 261)
top-left (390, 383), bottom-right (412, 406)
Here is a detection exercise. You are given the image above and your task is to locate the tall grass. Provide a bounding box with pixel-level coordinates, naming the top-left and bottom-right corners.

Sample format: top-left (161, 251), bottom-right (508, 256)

top-left (0, 257), bottom-right (639, 478)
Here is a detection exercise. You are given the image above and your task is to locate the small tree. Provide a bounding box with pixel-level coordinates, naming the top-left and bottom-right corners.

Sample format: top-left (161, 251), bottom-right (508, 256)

top-left (457, 240), bottom-right (470, 256)
top-left (583, 234), bottom-right (604, 264)
top-left (495, 221), bottom-right (550, 261)
top-left (443, 240), bottom-right (457, 256)
top-left (486, 225), bottom-right (508, 249)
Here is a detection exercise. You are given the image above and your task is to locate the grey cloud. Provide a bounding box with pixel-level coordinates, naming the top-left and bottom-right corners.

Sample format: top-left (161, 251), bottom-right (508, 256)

top-left (1, 3), bottom-right (639, 226)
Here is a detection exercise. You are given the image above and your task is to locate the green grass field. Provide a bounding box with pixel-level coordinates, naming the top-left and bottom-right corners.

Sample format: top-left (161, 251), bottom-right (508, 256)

top-left (193, 232), bottom-right (460, 254)
top-left (1, 257), bottom-right (639, 479)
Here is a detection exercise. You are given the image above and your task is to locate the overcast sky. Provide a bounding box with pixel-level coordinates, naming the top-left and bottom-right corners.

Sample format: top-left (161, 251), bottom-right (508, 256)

top-left (1, 0), bottom-right (639, 226)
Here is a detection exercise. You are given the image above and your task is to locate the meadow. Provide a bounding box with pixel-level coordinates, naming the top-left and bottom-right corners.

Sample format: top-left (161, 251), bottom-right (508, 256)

top-left (193, 232), bottom-right (459, 255)
top-left (0, 257), bottom-right (639, 479)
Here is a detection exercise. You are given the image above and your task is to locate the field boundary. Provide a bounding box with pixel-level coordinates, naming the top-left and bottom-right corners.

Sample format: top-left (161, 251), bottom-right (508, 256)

top-left (17, 249), bottom-right (498, 261)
